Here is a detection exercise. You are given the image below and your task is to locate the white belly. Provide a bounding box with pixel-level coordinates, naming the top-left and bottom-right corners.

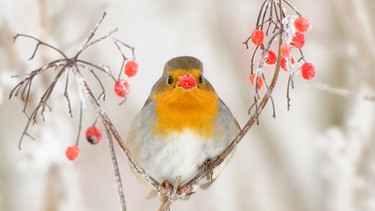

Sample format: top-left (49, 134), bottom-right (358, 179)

top-left (134, 129), bottom-right (227, 184)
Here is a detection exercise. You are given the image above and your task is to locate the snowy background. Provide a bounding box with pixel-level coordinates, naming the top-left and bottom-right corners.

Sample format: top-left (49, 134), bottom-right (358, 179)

top-left (1, 0), bottom-right (375, 211)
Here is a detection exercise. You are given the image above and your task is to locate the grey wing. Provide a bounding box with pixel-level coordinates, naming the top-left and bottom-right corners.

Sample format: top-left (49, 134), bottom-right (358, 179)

top-left (216, 98), bottom-right (240, 138)
top-left (127, 101), bottom-right (157, 161)
top-left (202, 98), bottom-right (240, 160)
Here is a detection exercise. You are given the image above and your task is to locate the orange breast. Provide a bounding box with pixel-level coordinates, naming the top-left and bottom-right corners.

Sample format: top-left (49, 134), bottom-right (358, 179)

top-left (152, 87), bottom-right (218, 138)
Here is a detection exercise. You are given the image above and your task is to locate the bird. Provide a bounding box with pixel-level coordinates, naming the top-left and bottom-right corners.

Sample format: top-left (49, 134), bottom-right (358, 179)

top-left (127, 56), bottom-right (240, 188)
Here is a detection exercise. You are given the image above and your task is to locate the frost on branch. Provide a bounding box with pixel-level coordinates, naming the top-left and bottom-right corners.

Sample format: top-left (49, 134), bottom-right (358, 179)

top-left (9, 12), bottom-right (137, 211)
top-left (243, 0), bottom-right (315, 112)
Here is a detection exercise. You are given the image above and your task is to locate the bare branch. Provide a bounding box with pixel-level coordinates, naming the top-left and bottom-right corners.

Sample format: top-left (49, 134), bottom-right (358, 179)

top-left (13, 34), bottom-right (69, 60)
top-left (76, 12), bottom-right (107, 56)
top-left (103, 119), bottom-right (127, 211)
top-left (10, 13), bottom-right (136, 210)
top-left (64, 69), bottom-right (73, 117)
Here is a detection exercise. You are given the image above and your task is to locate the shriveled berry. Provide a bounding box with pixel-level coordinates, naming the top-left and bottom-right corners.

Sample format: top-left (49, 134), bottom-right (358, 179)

top-left (251, 29), bottom-right (264, 45)
top-left (300, 62), bottom-right (316, 80)
top-left (86, 126), bottom-right (102, 145)
top-left (66, 145), bottom-right (80, 161)
top-left (290, 32), bottom-right (305, 49)
top-left (281, 44), bottom-right (292, 57)
top-left (281, 56), bottom-right (295, 71)
top-left (294, 16), bottom-right (311, 32)
top-left (264, 50), bottom-right (277, 65)
top-left (124, 60), bottom-right (138, 77)
top-left (114, 79), bottom-right (131, 97)
top-left (249, 73), bottom-right (263, 89)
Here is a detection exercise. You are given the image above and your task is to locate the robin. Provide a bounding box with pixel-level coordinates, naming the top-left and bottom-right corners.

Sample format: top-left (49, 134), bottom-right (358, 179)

top-left (127, 56), bottom-right (240, 187)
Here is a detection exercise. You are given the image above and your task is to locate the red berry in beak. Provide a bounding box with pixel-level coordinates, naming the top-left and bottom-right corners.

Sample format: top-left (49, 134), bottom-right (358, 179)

top-left (179, 74), bottom-right (196, 89)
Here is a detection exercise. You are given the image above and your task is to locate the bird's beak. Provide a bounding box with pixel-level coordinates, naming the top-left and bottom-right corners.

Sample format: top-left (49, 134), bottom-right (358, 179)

top-left (178, 74), bottom-right (196, 89)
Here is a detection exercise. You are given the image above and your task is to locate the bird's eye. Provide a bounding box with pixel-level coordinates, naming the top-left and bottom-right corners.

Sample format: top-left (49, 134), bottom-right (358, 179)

top-left (198, 75), bottom-right (204, 84)
top-left (167, 76), bottom-right (173, 84)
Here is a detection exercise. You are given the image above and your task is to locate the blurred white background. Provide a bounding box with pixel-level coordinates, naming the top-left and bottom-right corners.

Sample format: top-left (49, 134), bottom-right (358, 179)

top-left (1, 0), bottom-right (375, 211)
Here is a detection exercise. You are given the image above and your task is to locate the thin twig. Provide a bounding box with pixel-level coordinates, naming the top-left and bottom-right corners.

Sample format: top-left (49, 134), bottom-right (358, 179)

top-left (75, 101), bottom-right (83, 146)
top-left (14, 34), bottom-right (69, 60)
top-left (104, 119), bottom-right (127, 211)
top-left (64, 69), bottom-right (73, 117)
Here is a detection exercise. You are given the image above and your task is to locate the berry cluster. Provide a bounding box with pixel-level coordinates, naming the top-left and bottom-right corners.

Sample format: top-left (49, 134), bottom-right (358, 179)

top-left (114, 60), bottom-right (138, 97)
top-left (66, 60), bottom-right (139, 161)
top-left (10, 13), bottom-right (138, 162)
top-left (11, 12), bottom-right (139, 209)
top-left (248, 15), bottom-right (315, 90)
top-left (242, 0), bottom-right (317, 113)
top-left (281, 16), bottom-right (315, 80)
top-left (66, 125), bottom-right (103, 161)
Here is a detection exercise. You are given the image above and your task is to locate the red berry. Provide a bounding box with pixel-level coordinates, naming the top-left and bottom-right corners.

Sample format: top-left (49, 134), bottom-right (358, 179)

top-left (179, 74), bottom-right (196, 89)
top-left (281, 56), bottom-right (295, 71)
top-left (251, 29), bottom-right (264, 45)
top-left (290, 32), bottom-right (305, 49)
top-left (114, 79), bottom-right (131, 97)
top-left (300, 62), bottom-right (316, 80)
top-left (281, 44), bottom-right (292, 57)
top-left (294, 16), bottom-right (311, 32)
top-left (66, 145), bottom-right (80, 161)
top-left (249, 73), bottom-right (263, 89)
top-left (86, 126), bottom-right (102, 145)
top-left (124, 60), bottom-right (138, 77)
top-left (264, 50), bottom-right (277, 65)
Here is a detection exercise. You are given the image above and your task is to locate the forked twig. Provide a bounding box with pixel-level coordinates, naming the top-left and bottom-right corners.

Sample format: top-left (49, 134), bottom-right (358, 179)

top-left (10, 12), bottom-right (137, 211)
